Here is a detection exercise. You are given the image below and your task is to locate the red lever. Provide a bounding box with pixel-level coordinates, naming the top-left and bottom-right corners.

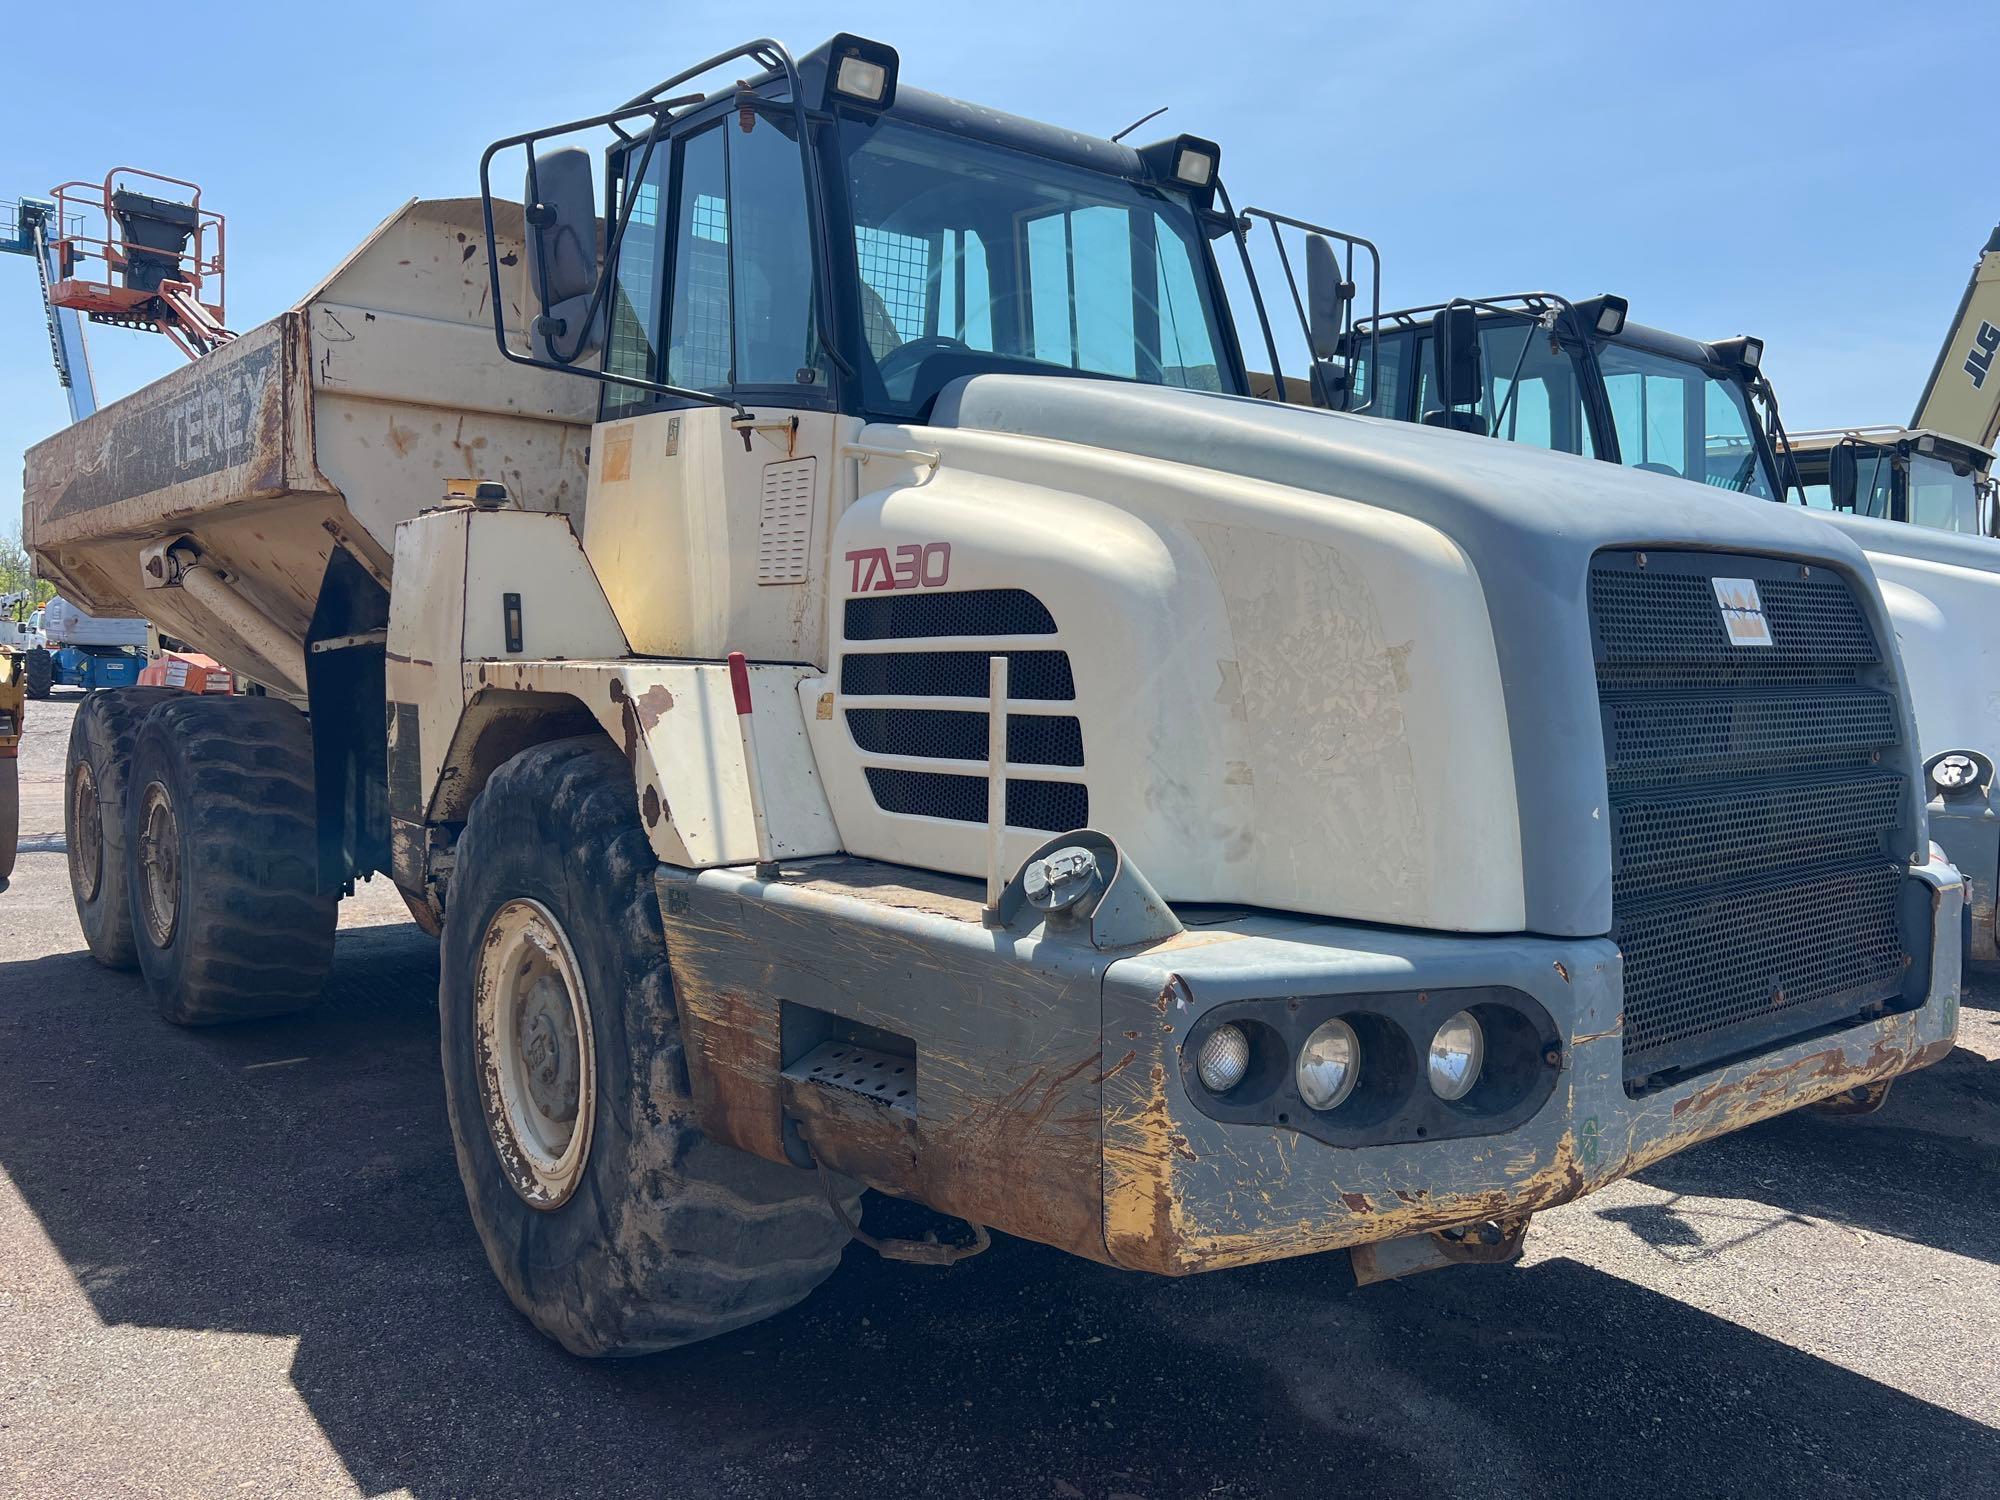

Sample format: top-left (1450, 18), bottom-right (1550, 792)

top-left (727, 651), bottom-right (753, 715)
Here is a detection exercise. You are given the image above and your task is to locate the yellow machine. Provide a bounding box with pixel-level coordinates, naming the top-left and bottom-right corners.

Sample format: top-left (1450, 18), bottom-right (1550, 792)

top-left (1913, 224), bottom-right (2000, 448)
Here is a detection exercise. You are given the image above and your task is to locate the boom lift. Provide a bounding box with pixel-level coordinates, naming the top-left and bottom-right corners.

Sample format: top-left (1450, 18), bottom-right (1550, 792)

top-left (2, 169), bottom-right (234, 413)
top-left (17, 34), bottom-right (1963, 1355)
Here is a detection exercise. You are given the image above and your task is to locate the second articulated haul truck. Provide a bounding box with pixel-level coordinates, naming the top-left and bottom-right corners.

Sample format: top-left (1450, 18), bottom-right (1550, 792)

top-left (19, 35), bottom-right (1961, 1354)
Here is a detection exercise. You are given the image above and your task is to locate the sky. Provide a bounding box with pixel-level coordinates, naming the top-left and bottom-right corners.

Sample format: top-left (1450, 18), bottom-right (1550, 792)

top-left (3, 0), bottom-right (1996, 542)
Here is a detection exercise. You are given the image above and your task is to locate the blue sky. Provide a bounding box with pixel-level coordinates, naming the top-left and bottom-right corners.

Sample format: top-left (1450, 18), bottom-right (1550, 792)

top-left (3, 0), bottom-right (1995, 541)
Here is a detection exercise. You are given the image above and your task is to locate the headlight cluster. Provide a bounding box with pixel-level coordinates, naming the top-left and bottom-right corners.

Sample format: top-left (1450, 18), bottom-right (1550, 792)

top-left (1180, 989), bottom-right (1559, 1148)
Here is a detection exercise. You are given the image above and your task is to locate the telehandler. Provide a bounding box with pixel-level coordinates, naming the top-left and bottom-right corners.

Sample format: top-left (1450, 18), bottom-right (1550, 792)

top-left (20, 35), bottom-right (1961, 1354)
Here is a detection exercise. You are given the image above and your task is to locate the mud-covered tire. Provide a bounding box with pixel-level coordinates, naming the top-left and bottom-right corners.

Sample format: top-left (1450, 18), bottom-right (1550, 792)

top-left (64, 687), bottom-right (181, 968)
top-left (24, 648), bottom-right (53, 700)
top-left (125, 695), bottom-right (337, 1024)
top-left (439, 736), bottom-right (856, 1357)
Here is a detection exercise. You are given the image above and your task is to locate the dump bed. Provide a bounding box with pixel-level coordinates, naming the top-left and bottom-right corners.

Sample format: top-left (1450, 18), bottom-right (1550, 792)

top-left (22, 198), bottom-right (593, 687)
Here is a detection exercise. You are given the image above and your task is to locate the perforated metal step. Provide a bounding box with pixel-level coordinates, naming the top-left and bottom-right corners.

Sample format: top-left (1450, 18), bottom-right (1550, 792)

top-left (783, 1041), bottom-right (917, 1119)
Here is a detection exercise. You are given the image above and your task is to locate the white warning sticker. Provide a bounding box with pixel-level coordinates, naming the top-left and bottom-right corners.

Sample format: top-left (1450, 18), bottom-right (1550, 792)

top-left (1712, 577), bottom-right (1774, 647)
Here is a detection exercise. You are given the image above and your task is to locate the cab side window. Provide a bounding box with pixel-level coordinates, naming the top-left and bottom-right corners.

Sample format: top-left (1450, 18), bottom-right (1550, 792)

top-left (664, 127), bottom-right (731, 391)
top-left (601, 151), bottom-right (668, 421)
top-left (653, 115), bottom-right (823, 399)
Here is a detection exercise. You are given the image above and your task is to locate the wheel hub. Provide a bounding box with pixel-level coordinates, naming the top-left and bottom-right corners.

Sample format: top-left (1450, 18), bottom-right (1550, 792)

top-left (473, 898), bottom-right (596, 1209)
top-left (135, 780), bottom-right (180, 948)
top-left (70, 759), bottom-right (103, 903)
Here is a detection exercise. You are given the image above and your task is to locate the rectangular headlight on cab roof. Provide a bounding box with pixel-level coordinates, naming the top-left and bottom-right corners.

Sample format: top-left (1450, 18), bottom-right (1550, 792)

top-left (826, 34), bottom-right (898, 109)
top-left (836, 55), bottom-right (888, 102)
top-left (1174, 146), bottom-right (1215, 186)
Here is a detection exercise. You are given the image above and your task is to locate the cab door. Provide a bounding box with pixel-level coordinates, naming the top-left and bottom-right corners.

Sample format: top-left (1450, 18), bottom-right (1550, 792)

top-left (581, 100), bottom-right (846, 665)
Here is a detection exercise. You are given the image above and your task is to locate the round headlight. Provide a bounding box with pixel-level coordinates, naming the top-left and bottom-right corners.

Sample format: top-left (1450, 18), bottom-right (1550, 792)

top-left (1295, 1018), bottom-right (1360, 1111)
top-left (1931, 753), bottom-right (1982, 792)
top-left (1427, 1010), bottom-right (1485, 1101)
top-left (1195, 1024), bottom-right (1250, 1094)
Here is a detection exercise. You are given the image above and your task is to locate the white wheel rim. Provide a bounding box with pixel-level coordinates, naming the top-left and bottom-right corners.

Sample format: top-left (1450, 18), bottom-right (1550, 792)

top-left (474, 898), bottom-right (597, 1210)
top-left (135, 780), bottom-right (180, 948)
top-left (70, 758), bottom-right (103, 902)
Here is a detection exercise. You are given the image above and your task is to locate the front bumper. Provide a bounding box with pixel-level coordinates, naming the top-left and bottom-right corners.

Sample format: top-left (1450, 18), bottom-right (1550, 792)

top-left (1099, 858), bottom-right (1962, 1274)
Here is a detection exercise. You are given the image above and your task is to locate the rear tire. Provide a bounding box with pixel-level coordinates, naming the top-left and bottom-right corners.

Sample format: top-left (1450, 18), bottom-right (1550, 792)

top-left (125, 696), bottom-right (337, 1024)
top-left (24, 648), bottom-right (52, 700)
top-left (65, 687), bottom-right (181, 968)
top-left (439, 736), bottom-right (856, 1357)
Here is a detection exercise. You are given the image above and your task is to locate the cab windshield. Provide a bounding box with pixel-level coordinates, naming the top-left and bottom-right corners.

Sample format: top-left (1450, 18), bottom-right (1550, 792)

top-left (1374, 315), bottom-right (1778, 497)
top-left (837, 118), bottom-right (1236, 418)
top-left (1592, 344), bottom-right (1776, 499)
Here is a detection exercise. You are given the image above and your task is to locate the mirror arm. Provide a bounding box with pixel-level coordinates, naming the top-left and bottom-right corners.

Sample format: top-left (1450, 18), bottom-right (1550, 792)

top-left (1215, 179), bottom-right (1287, 401)
top-left (1750, 375), bottom-right (1807, 505)
top-left (1236, 206), bottom-right (1380, 412)
top-left (1488, 321), bottom-right (1536, 437)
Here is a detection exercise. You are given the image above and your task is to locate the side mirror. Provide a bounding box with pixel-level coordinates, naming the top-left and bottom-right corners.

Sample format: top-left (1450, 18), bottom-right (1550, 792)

top-left (1432, 303), bottom-right (1481, 411)
top-left (1828, 442), bottom-right (1859, 511)
top-left (1305, 234), bottom-right (1351, 362)
top-left (523, 146), bottom-right (602, 362)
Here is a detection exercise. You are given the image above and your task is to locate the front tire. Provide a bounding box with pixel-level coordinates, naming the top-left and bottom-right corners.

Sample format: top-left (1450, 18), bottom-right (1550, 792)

top-left (24, 647), bottom-right (52, 700)
top-left (439, 736), bottom-right (855, 1357)
top-left (125, 696), bottom-right (337, 1023)
top-left (65, 687), bottom-right (180, 968)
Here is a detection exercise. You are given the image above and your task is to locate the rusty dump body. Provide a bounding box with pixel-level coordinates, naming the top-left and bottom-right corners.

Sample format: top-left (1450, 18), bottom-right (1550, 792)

top-left (20, 198), bottom-right (592, 691)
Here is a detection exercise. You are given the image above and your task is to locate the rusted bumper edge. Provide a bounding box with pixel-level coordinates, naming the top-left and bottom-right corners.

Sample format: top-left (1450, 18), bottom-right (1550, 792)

top-left (1100, 858), bottom-right (1963, 1276)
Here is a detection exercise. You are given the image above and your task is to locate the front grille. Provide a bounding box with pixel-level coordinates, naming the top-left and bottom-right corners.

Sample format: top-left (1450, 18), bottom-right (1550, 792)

top-left (1589, 550), bottom-right (1916, 1086)
top-left (840, 588), bottom-right (1087, 835)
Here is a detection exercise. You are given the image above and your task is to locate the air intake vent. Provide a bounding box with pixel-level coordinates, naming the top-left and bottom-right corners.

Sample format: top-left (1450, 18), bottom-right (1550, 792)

top-left (865, 768), bottom-right (1088, 832)
top-left (840, 588), bottom-right (1085, 835)
top-left (840, 650), bottom-right (1076, 701)
top-left (756, 458), bottom-right (816, 585)
top-left (845, 588), bottom-right (1056, 640)
top-left (846, 708), bottom-right (1084, 766)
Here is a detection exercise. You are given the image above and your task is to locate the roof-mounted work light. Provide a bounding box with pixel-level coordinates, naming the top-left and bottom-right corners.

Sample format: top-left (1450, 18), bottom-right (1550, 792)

top-left (1713, 334), bottom-right (1764, 375)
top-left (1573, 294), bottom-right (1629, 339)
top-left (827, 34), bottom-right (898, 108)
top-left (1136, 135), bottom-right (1222, 209)
top-left (1172, 141), bottom-right (1216, 186)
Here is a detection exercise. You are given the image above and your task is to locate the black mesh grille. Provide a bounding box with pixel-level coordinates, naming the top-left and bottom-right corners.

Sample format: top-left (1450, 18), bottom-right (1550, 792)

top-left (1589, 551), bottom-right (1914, 1085)
top-left (1604, 694), bottom-right (1896, 786)
top-left (845, 589), bottom-right (1057, 641)
top-left (864, 768), bottom-right (1089, 832)
top-left (1618, 866), bottom-right (1907, 1066)
top-left (1611, 774), bottom-right (1903, 903)
top-left (841, 650), bottom-right (1076, 701)
top-left (845, 708), bottom-right (1084, 766)
top-left (1592, 565), bottom-right (1878, 690)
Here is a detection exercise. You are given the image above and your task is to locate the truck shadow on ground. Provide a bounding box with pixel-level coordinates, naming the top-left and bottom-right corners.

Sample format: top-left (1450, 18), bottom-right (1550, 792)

top-left (1627, 990), bottom-right (2000, 1269)
top-left (1, 929), bottom-right (1996, 1498)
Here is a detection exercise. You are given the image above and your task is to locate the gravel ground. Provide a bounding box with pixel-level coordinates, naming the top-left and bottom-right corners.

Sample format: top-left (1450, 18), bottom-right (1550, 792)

top-left (2, 693), bottom-right (1998, 1498)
